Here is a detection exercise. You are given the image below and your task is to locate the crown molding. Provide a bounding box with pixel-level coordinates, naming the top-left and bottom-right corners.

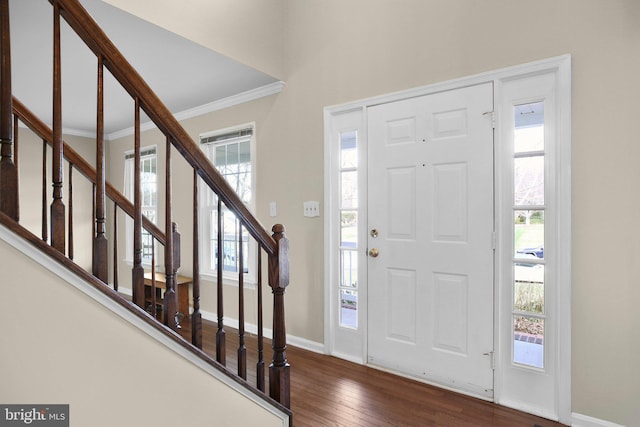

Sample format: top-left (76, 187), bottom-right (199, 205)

top-left (16, 81), bottom-right (285, 141)
top-left (106, 81), bottom-right (285, 141)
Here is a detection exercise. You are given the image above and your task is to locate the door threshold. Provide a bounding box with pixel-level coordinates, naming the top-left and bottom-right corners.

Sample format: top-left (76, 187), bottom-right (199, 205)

top-left (366, 361), bottom-right (494, 402)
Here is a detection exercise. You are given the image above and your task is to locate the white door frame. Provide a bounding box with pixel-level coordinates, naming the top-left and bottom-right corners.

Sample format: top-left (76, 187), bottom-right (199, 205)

top-left (324, 54), bottom-right (571, 424)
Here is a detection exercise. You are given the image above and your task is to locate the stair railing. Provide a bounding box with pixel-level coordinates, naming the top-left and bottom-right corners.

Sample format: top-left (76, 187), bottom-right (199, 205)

top-left (0, 0), bottom-right (290, 409)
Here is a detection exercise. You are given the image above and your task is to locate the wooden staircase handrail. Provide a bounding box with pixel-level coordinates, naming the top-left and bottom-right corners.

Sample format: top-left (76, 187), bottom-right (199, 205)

top-left (12, 96), bottom-right (166, 246)
top-left (50, 0), bottom-right (277, 255)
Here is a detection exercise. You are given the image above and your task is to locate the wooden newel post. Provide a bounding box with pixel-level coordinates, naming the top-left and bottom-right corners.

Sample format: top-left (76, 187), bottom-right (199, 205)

top-left (269, 224), bottom-right (290, 408)
top-left (0, 0), bottom-right (19, 221)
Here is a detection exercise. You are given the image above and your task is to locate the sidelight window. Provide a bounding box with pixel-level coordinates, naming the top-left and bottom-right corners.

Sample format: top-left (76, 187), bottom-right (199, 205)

top-left (339, 130), bottom-right (359, 329)
top-left (512, 101), bottom-right (545, 368)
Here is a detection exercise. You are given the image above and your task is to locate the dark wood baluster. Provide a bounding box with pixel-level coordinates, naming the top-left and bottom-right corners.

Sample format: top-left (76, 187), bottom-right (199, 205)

top-left (256, 249), bottom-right (265, 392)
top-left (50, 2), bottom-right (65, 254)
top-left (67, 164), bottom-right (73, 260)
top-left (237, 222), bottom-right (247, 380)
top-left (172, 222), bottom-right (181, 273)
top-left (92, 183), bottom-right (95, 265)
top-left (216, 197), bottom-right (226, 365)
top-left (0, 0), bottom-right (18, 221)
top-left (191, 168), bottom-right (202, 349)
top-left (163, 136), bottom-right (178, 330)
top-left (93, 55), bottom-right (108, 282)
top-left (113, 203), bottom-right (118, 291)
top-left (151, 240), bottom-right (157, 319)
top-left (131, 98), bottom-right (144, 308)
top-left (269, 224), bottom-right (290, 408)
top-left (41, 140), bottom-right (47, 241)
top-left (12, 114), bottom-right (18, 221)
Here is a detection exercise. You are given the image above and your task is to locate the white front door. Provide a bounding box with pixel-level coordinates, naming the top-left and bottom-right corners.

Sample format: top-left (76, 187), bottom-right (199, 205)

top-left (367, 83), bottom-right (495, 397)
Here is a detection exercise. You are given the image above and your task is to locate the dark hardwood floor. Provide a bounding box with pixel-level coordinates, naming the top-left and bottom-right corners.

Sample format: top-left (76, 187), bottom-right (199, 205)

top-left (178, 317), bottom-right (564, 426)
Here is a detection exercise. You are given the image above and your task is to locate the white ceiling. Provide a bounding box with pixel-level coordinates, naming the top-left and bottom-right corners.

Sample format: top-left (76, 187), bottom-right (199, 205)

top-left (9, 0), bottom-right (278, 137)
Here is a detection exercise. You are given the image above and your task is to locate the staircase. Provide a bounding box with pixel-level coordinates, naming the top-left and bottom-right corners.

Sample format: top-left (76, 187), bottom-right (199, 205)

top-left (0, 0), bottom-right (291, 422)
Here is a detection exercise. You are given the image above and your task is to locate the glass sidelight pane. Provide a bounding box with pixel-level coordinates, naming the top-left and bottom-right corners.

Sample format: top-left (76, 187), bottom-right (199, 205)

top-left (514, 264), bottom-right (545, 314)
top-left (341, 249), bottom-right (358, 288)
top-left (341, 170), bottom-right (358, 209)
top-left (340, 289), bottom-right (358, 329)
top-left (341, 210), bottom-right (358, 247)
top-left (513, 315), bottom-right (544, 368)
top-left (514, 155), bottom-right (544, 205)
top-left (339, 130), bottom-right (359, 330)
top-left (340, 131), bottom-right (358, 168)
top-left (514, 101), bottom-right (544, 153)
top-left (514, 210), bottom-right (544, 258)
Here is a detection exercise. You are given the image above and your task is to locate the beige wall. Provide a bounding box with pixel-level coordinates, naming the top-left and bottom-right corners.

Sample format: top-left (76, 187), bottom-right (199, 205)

top-left (101, 0), bottom-right (285, 79)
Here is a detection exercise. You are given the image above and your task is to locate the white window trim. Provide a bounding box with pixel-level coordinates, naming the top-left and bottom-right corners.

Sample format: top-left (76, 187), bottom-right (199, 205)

top-left (324, 108), bottom-right (368, 363)
top-left (494, 61), bottom-right (571, 423)
top-left (199, 122), bottom-right (257, 287)
top-left (324, 55), bottom-right (571, 424)
top-left (124, 145), bottom-right (158, 267)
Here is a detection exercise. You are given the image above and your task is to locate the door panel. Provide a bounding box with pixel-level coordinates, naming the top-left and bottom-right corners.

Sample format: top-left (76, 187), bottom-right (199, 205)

top-left (386, 267), bottom-right (417, 343)
top-left (387, 167), bottom-right (416, 239)
top-left (367, 83), bottom-right (494, 397)
top-left (433, 162), bottom-right (467, 241)
top-left (433, 272), bottom-right (468, 354)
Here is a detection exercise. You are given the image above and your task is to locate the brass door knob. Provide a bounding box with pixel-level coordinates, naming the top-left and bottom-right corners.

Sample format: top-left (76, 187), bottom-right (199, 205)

top-left (368, 248), bottom-right (379, 258)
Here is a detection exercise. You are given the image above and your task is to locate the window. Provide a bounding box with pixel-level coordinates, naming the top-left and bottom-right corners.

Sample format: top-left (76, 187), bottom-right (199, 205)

top-left (496, 61), bottom-right (571, 421)
top-left (339, 130), bottom-right (359, 329)
top-left (325, 107), bottom-right (365, 360)
top-left (200, 124), bottom-right (255, 283)
top-left (124, 146), bottom-right (157, 264)
top-left (512, 101), bottom-right (545, 369)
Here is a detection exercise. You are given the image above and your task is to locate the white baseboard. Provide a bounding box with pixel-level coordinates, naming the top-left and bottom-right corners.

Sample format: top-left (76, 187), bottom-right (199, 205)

top-left (572, 413), bottom-right (625, 427)
top-left (287, 334), bottom-right (324, 354)
top-left (200, 309), bottom-right (325, 355)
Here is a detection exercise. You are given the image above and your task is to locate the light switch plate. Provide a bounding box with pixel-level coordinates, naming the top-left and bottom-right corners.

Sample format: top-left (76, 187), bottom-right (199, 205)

top-left (303, 201), bottom-right (320, 217)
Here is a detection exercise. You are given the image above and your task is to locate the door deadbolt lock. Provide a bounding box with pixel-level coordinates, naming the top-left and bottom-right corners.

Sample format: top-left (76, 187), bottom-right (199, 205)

top-left (368, 248), bottom-right (379, 258)
top-left (370, 229), bottom-right (379, 238)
